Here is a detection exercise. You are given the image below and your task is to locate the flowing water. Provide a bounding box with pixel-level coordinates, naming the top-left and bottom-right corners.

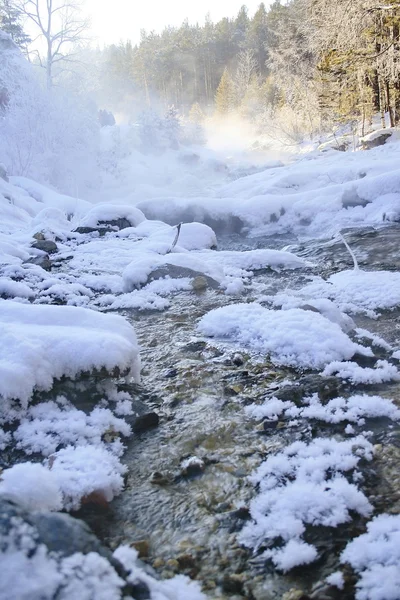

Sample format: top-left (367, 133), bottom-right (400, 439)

top-left (84, 225), bottom-right (400, 600)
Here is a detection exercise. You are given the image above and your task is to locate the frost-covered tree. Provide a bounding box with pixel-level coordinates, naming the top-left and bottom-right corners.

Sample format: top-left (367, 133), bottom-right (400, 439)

top-left (163, 105), bottom-right (181, 150)
top-left (18, 0), bottom-right (89, 88)
top-left (0, 30), bottom-right (98, 193)
top-left (137, 109), bottom-right (167, 154)
top-left (0, 0), bottom-right (30, 49)
top-left (233, 49), bottom-right (258, 105)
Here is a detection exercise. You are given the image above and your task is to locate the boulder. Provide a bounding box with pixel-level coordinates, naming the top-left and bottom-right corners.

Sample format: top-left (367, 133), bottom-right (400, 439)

top-left (148, 264), bottom-right (220, 289)
top-left (31, 240), bottom-right (58, 254)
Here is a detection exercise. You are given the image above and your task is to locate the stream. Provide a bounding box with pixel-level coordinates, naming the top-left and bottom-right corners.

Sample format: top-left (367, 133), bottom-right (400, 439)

top-left (78, 225), bottom-right (400, 600)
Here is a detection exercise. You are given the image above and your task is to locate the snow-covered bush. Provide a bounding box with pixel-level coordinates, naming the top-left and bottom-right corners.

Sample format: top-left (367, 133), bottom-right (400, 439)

top-left (0, 31), bottom-right (99, 195)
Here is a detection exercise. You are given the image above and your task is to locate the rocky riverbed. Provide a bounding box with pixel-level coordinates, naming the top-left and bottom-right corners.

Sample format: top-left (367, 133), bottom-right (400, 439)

top-left (2, 167), bottom-right (400, 599)
top-left (70, 225), bottom-right (400, 599)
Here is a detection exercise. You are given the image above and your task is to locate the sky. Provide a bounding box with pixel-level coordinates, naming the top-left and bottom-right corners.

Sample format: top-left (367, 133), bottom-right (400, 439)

top-left (84, 0), bottom-right (266, 46)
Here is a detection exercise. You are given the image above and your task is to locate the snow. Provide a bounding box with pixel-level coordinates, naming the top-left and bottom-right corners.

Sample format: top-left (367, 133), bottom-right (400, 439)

top-left (114, 546), bottom-right (206, 600)
top-left (14, 402), bottom-right (131, 457)
top-left (322, 360), bottom-right (400, 384)
top-left (239, 436), bottom-right (373, 569)
top-left (77, 204), bottom-right (146, 228)
top-left (246, 393), bottom-right (400, 425)
top-left (198, 303), bottom-right (370, 370)
top-left (1, 514), bottom-right (206, 600)
top-left (263, 540), bottom-right (318, 572)
top-left (3, 52), bottom-right (400, 596)
top-left (0, 300), bottom-right (140, 404)
top-left (0, 462), bottom-right (62, 511)
top-left (326, 572), bottom-right (345, 590)
top-left (327, 270), bottom-right (400, 313)
top-left (49, 445), bottom-right (127, 510)
top-left (268, 269), bottom-right (400, 319)
top-left (341, 514), bottom-right (400, 600)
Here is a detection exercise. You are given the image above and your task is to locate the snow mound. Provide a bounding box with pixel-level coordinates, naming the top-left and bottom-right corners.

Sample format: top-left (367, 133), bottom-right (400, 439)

top-left (78, 204), bottom-right (145, 228)
top-left (198, 303), bottom-right (369, 370)
top-left (49, 445), bottom-right (127, 511)
top-left (329, 270), bottom-right (400, 313)
top-left (0, 462), bottom-right (62, 511)
top-left (341, 514), bottom-right (400, 600)
top-left (135, 220), bottom-right (217, 251)
top-left (123, 251), bottom-right (224, 291)
top-left (0, 300), bottom-right (140, 404)
top-left (240, 436), bottom-right (373, 570)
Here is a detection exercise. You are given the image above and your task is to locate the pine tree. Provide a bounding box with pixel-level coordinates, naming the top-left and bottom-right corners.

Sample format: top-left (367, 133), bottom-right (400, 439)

top-left (0, 0), bottom-right (31, 49)
top-left (189, 102), bottom-right (205, 123)
top-left (247, 3), bottom-right (269, 76)
top-left (215, 68), bottom-right (234, 115)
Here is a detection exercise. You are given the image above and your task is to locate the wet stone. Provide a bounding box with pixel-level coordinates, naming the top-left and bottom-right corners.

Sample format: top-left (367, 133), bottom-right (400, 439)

top-left (130, 539), bottom-right (150, 558)
top-left (31, 240), bottom-right (58, 254)
top-left (131, 412), bottom-right (159, 433)
top-left (183, 340), bottom-right (207, 353)
top-left (191, 276), bottom-right (208, 291)
top-left (25, 255), bottom-right (52, 271)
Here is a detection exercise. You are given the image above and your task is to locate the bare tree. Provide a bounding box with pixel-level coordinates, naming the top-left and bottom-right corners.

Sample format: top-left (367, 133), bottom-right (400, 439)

top-left (18, 0), bottom-right (89, 88)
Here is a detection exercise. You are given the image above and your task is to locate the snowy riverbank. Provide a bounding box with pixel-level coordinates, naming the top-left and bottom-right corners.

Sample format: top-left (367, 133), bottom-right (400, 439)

top-left (1, 134), bottom-right (400, 599)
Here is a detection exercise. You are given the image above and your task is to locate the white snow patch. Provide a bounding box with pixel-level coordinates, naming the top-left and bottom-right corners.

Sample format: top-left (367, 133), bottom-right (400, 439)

top-left (198, 303), bottom-right (370, 370)
top-left (0, 463), bottom-right (62, 511)
top-left (49, 445), bottom-right (127, 511)
top-left (246, 393), bottom-right (400, 425)
top-left (341, 514), bottom-right (400, 600)
top-left (322, 360), bottom-right (400, 384)
top-left (0, 300), bottom-right (140, 404)
top-left (240, 436), bottom-right (373, 569)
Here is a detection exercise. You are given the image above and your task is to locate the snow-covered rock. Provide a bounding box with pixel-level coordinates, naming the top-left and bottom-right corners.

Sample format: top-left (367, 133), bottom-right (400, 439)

top-left (198, 303), bottom-right (370, 370)
top-left (0, 300), bottom-right (140, 405)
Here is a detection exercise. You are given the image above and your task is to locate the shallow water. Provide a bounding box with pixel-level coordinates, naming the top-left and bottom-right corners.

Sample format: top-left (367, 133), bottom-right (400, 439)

top-left (94, 225), bottom-right (400, 599)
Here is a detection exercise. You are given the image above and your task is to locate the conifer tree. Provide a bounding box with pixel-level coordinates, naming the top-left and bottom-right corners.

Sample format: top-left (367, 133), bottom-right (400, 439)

top-left (0, 0), bottom-right (30, 49)
top-left (215, 68), bottom-right (234, 115)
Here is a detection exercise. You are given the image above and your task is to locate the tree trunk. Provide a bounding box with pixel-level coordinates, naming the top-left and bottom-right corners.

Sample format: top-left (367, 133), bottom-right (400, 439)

top-left (385, 80), bottom-right (395, 128)
top-left (378, 78), bottom-right (386, 128)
